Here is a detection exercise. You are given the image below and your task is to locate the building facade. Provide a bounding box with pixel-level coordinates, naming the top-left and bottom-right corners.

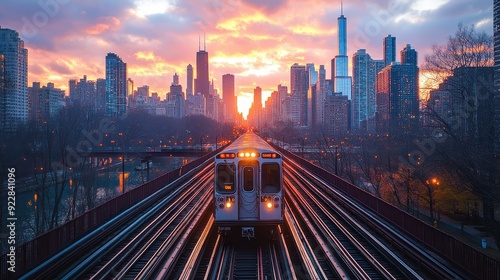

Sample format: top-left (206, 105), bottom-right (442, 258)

top-left (0, 27), bottom-right (28, 131)
top-left (222, 73), bottom-right (236, 123)
top-left (105, 53), bottom-right (127, 117)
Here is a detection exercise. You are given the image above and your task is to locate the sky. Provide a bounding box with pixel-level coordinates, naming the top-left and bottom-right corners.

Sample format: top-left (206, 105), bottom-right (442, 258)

top-left (0, 0), bottom-right (493, 118)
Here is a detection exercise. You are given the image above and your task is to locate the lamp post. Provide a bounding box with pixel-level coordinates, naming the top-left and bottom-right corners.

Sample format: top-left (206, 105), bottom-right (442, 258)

top-left (119, 132), bottom-right (125, 193)
top-left (334, 145), bottom-right (338, 176)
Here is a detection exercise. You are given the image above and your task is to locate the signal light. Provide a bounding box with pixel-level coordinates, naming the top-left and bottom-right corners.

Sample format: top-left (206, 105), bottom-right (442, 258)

top-left (262, 153), bottom-right (280, 158)
top-left (217, 153), bottom-right (235, 159)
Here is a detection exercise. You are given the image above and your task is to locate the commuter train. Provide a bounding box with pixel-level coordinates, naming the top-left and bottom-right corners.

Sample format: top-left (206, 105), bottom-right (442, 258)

top-left (214, 132), bottom-right (283, 238)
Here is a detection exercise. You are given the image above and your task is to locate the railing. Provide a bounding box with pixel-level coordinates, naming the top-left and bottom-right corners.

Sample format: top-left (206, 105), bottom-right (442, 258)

top-left (1, 148), bottom-right (222, 279)
top-left (275, 144), bottom-right (500, 280)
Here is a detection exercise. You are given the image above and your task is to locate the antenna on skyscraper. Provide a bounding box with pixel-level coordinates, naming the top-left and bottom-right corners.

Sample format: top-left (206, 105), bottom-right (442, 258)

top-left (341, 0), bottom-right (343, 15)
top-left (203, 32), bottom-right (206, 51)
top-left (198, 34), bottom-right (200, 51)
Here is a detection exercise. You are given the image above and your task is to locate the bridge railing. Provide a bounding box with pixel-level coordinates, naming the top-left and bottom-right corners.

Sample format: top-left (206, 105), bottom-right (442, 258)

top-left (1, 148), bottom-right (222, 279)
top-left (275, 144), bottom-right (499, 280)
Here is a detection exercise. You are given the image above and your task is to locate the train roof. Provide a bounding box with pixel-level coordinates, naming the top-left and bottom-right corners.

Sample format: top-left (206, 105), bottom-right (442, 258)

top-left (221, 132), bottom-right (276, 154)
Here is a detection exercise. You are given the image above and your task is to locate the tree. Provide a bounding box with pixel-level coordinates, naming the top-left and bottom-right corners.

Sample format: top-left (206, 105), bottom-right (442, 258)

top-left (423, 23), bottom-right (498, 222)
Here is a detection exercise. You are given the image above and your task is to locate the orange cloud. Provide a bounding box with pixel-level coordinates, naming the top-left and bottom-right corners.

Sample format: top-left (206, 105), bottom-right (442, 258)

top-left (85, 17), bottom-right (121, 35)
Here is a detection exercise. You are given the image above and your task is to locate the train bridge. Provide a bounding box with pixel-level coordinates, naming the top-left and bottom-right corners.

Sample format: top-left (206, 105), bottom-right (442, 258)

top-left (2, 144), bottom-right (499, 279)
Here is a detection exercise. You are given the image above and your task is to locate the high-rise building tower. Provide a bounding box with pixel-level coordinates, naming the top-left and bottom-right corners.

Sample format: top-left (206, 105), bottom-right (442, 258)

top-left (105, 53), bottom-right (127, 117)
top-left (0, 27), bottom-right (28, 131)
top-left (195, 35), bottom-right (209, 97)
top-left (28, 82), bottom-right (64, 124)
top-left (332, 3), bottom-right (352, 100)
top-left (186, 64), bottom-right (193, 96)
top-left (315, 65), bottom-right (327, 127)
top-left (222, 74), bottom-right (236, 122)
top-left (376, 46), bottom-right (419, 134)
top-left (173, 72), bottom-right (179, 86)
top-left (352, 49), bottom-right (384, 133)
top-left (290, 63), bottom-right (309, 125)
top-left (401, 44), bottom-right (417, 65)
top-left (383, 34), bottom-right (396, 67)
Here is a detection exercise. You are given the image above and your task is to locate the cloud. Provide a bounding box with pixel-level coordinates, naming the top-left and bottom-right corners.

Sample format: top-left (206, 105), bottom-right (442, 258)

top-left (0, 0), bottom-right (493, 115)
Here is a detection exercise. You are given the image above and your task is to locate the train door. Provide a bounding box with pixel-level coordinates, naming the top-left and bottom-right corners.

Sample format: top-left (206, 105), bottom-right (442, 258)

top-left (238, 161), bottom-right (259, 220)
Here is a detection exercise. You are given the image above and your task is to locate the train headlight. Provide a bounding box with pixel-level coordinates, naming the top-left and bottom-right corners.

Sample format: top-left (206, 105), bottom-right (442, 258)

top-left (219, 203), bottom-right (224, 209)
top-left (266, 202), bottom-right (273, 209)
top-left (226, 201), bottom-right (232, 208)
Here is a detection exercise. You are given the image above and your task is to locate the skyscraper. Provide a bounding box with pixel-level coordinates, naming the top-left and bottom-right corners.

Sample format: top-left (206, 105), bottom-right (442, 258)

top-left (324, 93), bottom-right (348, 137)
top-left (195, 35), bottom-right (209, 97)
top-left (222, 74), bottom-right (236, 122)
top-left (290, 63), bottom-right (309, 125)
top-left (28, 82), bottom-right (64, 124)
top-left (315, 65), bottom-right (327, 127)
top-left (376, 46), bottom-right (419, 134)
top-left (105, 53), bottom-right (127, 117)
top-left (401, 44), bottom-right (417, 65)
top-left (0, 27), bottom-right (28, 131)
top-left (383, 34), bottom-right (396, 67)
top-left (173, 72), bottom-right (179, 86)
top-left (186, 64), bottom-right (193, 96)
top-left (332, 5), bottom-right (352, 100)
top-left (352, 49), bottom-right (384, 133)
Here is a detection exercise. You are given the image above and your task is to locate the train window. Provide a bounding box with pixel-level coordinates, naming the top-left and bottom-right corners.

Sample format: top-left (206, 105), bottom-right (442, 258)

top-left (243, 167), bottom-right (254, 191)
top-left (217, 164), bottom-right (235, 193)
top-left (262, 163), bottom-right (280, 193)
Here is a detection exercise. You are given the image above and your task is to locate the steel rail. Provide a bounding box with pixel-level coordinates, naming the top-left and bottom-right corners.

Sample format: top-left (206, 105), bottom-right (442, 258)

top-left (285, 156), bottom-right (460, 279)
top-left (136, 190), bottom-right (212, 279)
top-left (90, 171), bottom-right (212, 279)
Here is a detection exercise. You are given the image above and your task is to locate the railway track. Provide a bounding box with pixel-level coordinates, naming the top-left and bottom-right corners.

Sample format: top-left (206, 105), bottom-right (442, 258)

top-left (284, 157), bottom-right (467, 279)
top-left (19, 151), bottom-right (471, 279)
top-left (21, 161), bottom-right (214, 280)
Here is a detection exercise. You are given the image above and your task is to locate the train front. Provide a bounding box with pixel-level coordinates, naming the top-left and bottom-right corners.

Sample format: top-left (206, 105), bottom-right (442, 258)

top-left (214, 145), bottom-right (283, 238)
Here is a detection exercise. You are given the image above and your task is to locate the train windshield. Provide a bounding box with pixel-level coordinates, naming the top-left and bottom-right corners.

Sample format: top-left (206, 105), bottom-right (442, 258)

top-left (216, 164), bottom-right (235, 193)
top-left (261, 163), bottom-right (281, 193)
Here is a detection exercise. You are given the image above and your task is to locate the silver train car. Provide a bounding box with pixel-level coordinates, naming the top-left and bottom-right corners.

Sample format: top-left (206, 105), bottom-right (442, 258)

top-left (214, 132), bottom-right (283, 238)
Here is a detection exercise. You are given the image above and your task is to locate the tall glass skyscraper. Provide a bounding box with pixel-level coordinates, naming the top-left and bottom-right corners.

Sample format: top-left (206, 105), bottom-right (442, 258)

top-left (105, 53), bottom-right (127, 117)
top-left (195, 36), bottom-right (209, 97)
top-left (332, 6), bottom-right (352, 100)
top-left (0, 27), bottom-right (28, 132)
top-left (384, 34), bottom-right (396, 67)
top-left (222, 73), bottom-right (236, 122)
top-left (352, 49), bottom-right (384, 133)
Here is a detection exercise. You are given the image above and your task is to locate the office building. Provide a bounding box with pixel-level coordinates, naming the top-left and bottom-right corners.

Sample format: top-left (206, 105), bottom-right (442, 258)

top-left (376, 46), bottom-right (419, 134)
top-left (352, 49), bottom-right (384, 133)
top-left (105, 53), bottom-right (127, 117)
top-left (186, 64), bottom-right (193, 96)
top-left (28, 82), bottom-right (64, 124)
top-left (332, 7), bottom-right (352, 100)
top-left (384, 34), bottom-right (396, 67)
top-left (222, 74), bottom-right (236, 123)
top-left (0, 27), bottom-right (28, 131)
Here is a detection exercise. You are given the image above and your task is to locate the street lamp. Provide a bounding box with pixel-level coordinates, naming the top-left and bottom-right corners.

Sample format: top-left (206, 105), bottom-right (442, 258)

top-left (334, 145), bottom-right (339, 175)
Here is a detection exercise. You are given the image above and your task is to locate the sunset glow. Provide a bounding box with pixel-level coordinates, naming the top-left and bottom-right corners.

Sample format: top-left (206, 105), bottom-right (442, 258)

top-left (0, 0), bottom-right (492, 117)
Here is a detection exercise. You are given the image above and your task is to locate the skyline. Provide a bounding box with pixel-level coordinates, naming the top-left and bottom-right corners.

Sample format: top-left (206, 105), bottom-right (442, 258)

top-left (0, 0), bottom-right (493, 117)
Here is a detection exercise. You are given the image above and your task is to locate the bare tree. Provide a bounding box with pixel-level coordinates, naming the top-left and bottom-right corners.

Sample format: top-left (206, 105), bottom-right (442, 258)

top-left (423, 23), bottom-right (498, 222)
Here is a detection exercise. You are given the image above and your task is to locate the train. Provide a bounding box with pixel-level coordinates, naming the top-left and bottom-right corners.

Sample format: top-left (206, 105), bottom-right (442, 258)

top-left (214, 131), bottom-right (283, 238)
